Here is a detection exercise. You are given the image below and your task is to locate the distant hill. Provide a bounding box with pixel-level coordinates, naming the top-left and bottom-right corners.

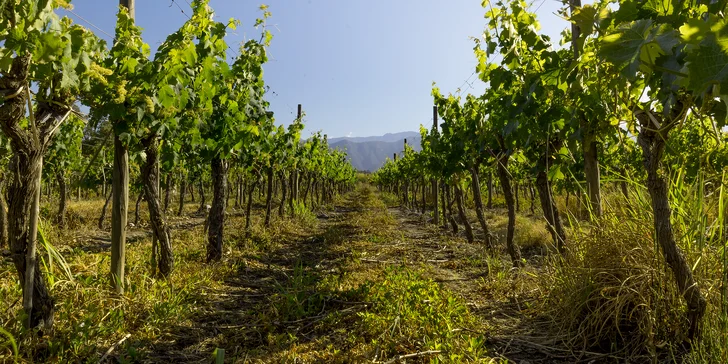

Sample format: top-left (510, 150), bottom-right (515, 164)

top-left (330, 133), bottom-right (422, 172)
top-left (328, 131), bottom-right (420, 144)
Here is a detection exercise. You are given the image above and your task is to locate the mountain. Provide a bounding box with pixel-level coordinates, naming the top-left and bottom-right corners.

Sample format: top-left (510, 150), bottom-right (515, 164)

top-left (330, 134), bottom-right (422, 172)
top-left (328, 131), bottom-right (420, 144)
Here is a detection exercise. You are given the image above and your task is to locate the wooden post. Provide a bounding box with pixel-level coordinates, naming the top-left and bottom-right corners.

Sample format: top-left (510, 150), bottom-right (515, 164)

top-left (294, 105), bottom-right (302, 202)
top-left (432, 105), bottom-right (439, 225)
top-left (151, 153), bottom-right (159, 276)
top-left (23, 156), bottom-right (42, 328)
top-left (111, 0), bottom-right (134, 294)
top-left (120, 0), bottom-right (135, 17)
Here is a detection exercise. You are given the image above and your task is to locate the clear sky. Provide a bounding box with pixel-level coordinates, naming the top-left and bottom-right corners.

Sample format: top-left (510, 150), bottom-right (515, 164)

top-left (61, 0), bottom-right (577, 138)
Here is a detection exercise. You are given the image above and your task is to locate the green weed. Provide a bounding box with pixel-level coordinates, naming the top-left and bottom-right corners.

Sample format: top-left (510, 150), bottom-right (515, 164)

top-left (356, 266), bottom-right (488, 362)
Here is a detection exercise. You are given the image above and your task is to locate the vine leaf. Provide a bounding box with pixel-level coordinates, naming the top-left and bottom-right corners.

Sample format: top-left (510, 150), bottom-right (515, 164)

top-left (571, 5), bottom-right (599, 40)
top-left (643, 0), bottom-right (681, 17)
top-left (601, 19), bottom-right (660, 78)
top-left (158, 85), bottom-right (176, 108)
top-left (685, 35), bottom-right (728, 95)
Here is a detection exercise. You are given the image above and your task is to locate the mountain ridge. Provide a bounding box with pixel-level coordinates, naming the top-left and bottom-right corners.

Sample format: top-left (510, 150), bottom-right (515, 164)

top-left (328, 131), bottom-right (420, 144)
top-left (330, 133), bottom-right (422, 172)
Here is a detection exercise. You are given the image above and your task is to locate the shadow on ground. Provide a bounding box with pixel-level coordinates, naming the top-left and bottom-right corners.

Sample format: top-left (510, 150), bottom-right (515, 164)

top-left (127, 204), bottom-right (371, 363)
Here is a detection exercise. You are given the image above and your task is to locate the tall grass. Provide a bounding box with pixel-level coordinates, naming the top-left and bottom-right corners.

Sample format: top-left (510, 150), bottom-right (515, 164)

top-left (543, 166), bottom-right (728, 362)
top-left (0, 326), bottom-right (17, 360)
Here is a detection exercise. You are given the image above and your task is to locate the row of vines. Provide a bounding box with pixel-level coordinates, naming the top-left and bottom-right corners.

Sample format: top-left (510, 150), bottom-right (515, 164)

top-left (373, 0), bottom-right (728, 358)
top-left (0, 0), bottom-right (355, 334)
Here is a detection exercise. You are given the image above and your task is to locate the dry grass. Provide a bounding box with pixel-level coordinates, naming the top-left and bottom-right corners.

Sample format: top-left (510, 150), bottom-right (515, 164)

top-left (540, 215), bottom-right (683, 359)
top-left (1, 185), bottom-right (505, 363)
top-left (6, 181), bottom-right (728, 363)
top-left (539, 185), bottom-right (728, 363)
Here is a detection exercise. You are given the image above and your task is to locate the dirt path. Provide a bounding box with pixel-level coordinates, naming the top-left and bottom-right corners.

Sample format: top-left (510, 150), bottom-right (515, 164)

top-left (376, 206), bottom-right (611, 364)
top-left (135, 189), bottom-right (594, 363)
top-left (142, 201), bottom-right (365, 362)
top-left (359, 207), bottom-right (481, 292)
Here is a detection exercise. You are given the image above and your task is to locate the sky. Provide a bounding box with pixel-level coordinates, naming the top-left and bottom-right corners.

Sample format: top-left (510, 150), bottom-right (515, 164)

top-left (61, 0), bottom-right (578, 139)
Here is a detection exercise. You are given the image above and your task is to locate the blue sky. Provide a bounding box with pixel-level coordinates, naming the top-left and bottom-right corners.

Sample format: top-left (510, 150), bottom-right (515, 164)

top-left (62, 0), bottom-right (577, 138)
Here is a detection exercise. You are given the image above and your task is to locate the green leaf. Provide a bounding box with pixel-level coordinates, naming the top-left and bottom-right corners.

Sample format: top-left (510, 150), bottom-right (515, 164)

top-left (205, 138), bottom-right (218, 150)
top-left (547, 164), bottom-right (565, 181)
top-left (35, 31), bottom-right (64, 62)
top-left (122, 57), bottom-right (139, 73)
top-left (60, 64), bottom-right (80, 89)
top-left (137, 108), bottom-right (145, 123)
top-left (571, 5), bottom-right (598, 38)
top-left (600, 19), bottom-right (655, 78)
top-left (182, 46), bottom-right (197, 66)
top-left (158, 85), bottom-right (176, 108)
top-left (246, 124), bottom-right (259, 136)
top-left (685, 38), bottom-right (728, 95)
top-left (680, 18), bottom-right (713, 44)
top-left (0, 52), bottom-right (13, 73)
top-left (643, 0), bottom-right (681, 17)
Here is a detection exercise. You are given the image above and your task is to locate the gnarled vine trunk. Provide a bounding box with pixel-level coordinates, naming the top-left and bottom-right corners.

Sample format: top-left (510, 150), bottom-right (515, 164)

top-left (303, 173), bottom-right (312, 206)
top-left (536, 171), bottom-right (567, 253)
top-left (432, 178), bottom-right (439, 225)
top-left (0, 176), bottom-right (8, 249)
top-left (455, 184), bottom-right (473, 243)
top-left (446, 186), bottom-right (458, 234)
top-left (288, 170), bottom-right (296, 217)
top-left (177, 177), bottom-right (186, 217)
top-left (496, 154), bottom-right (523, 267)
top-left (134, 192), bottom-right (143, 226)
top-left (197, 177), bottom-right (206, 214)
top-left (440, 183), bottom-right (447, 229)
top-left (470, 166), bottom-right (494, 248)
top-left (583, 127), bottom-right (602, 218)
top-left (55, 170), bottom-right (67, 227)
top-left (99, 189), bottom-right (112, 229)
top-left (241, 179), bottom-right (247, 210)
top-left (9, 152), bottom-right (54, 329)
top-left (317, 179), bottom-right (323, 206)
top-left (207, 158), bottom-right (228, 262)
top-left (234, 176), bottom-right (241, 209)
top-left (163, 174), bottom-right (171, 213)
top-left (486, 171), bottom-right (493, 209)
top-left (0, 54), bottom-right (56, 329)
top-left (636, 105), bottom-right (706, 340)
top-left (421, 177), bottom-right (426, 214)
top-left (245, 180), bottom-right (256, 233)
top-left (265, 168), bottom-right (274, 226)
top-left (529, 183), bottom-right (535, 215)
top-left (278, 171), bottom-right (287, 217)
top-left (141, 137), bottom-right (174, 277)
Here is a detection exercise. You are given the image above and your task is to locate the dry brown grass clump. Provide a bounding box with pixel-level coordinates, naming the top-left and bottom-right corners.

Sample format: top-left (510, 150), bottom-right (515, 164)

top-left (541, 215), bottom-right (686, 360)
